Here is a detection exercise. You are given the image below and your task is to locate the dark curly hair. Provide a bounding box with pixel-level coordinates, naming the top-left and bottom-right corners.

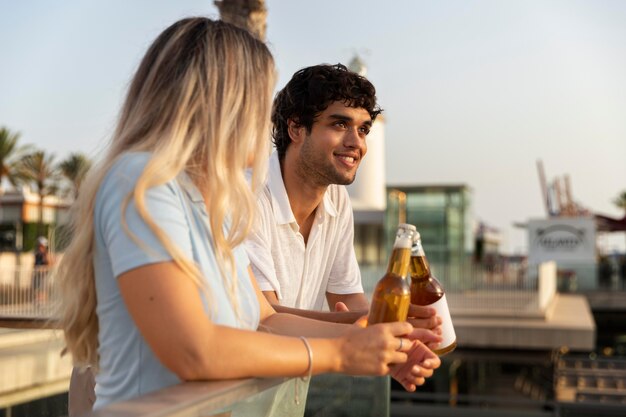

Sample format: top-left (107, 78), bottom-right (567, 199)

top-left (271, 63), bottom-right (382, 160)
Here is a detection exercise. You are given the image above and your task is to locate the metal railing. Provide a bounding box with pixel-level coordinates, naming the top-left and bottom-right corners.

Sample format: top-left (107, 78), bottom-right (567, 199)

top-left (555, 355), bottom-right (626, 405)
top-left (0, 266), bottom-right (56, 325)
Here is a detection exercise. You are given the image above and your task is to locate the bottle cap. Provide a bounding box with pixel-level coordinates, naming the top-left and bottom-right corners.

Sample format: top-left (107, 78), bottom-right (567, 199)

top-left (395, 224), bottom-right (416, 249)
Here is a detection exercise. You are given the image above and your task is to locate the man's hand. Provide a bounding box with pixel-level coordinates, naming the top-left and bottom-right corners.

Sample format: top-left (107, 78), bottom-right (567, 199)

top-left (334, 302), bottom-right (349, 313)
top-left (407, 304), bottom-right (442, 330)
top-left (334, 301), bottom-right (371, 327)
top-left (390, 341), bottom-right (441, 392)
top-left (407, 304), bottom-right (443, 351)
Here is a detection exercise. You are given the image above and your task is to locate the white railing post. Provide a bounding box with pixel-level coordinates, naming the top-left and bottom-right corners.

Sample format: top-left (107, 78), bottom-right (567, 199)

top-left (538, 261), bottom-right (557, 312)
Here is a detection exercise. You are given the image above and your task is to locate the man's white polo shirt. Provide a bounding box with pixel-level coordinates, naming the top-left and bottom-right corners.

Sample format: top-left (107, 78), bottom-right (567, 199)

top-left (245, 152), bottom-right (363, 311)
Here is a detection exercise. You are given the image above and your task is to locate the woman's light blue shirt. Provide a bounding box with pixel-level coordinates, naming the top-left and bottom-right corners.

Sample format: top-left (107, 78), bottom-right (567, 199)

top-left (93, 152), bottom-right (260, 409)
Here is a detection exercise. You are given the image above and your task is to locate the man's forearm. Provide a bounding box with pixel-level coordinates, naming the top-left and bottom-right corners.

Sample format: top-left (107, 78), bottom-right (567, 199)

top-left (260, 311), bottom-right (351, 337)
top-left (326, 292), bottom-right (370, 313)
top-left (271, 304), bottom-right (365, 324)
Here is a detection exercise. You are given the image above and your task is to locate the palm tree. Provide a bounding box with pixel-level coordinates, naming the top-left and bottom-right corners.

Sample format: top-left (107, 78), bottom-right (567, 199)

top-left (215, 0), bottom-right (267, 40)
top-left (59, 153), bottom-right (92, 198)
top-left (0, 126), bottom-right (30, 190)
top-left (14, 151), bottom-right (60, 236)
top-left (614, 191), bottom-right (626, 214)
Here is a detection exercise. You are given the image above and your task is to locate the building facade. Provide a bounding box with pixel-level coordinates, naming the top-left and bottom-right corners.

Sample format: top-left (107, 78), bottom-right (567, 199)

top-left (0, 186), bottom-right (70, 251)
top-left (385, 184), bottom-right (474, 265)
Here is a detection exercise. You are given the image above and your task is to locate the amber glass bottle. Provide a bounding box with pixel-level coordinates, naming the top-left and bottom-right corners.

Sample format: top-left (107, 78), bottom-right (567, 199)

top-left (410, 231), bottom-right (457, 355)
top-left (368, 224), bottom-right (416, 325)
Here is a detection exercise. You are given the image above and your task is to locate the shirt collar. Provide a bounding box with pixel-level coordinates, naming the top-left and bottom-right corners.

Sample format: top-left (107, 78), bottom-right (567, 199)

top-left (267, 152), bottom-right (295, 225)
top-left (267, 152), bottom-right (337, 225)
top-left (322, 189), bottom-right (338, 217)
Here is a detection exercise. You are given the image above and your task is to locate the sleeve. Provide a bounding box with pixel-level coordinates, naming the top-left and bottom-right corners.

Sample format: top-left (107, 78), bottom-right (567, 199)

top-left (96, 157), bottom-right (193, 278)
top-left (325, 188), bottom-right (363, 295)
top-left (244, 195), bottom-right (283, 299)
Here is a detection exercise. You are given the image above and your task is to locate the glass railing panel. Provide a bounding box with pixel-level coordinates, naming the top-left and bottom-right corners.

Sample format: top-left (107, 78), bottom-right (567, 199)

top-left (305, 375), bottom-right (389, 417)
top-left (83, 377), bottom-right (308, 417)
top-left (211, 377), bottom-right (309, 417)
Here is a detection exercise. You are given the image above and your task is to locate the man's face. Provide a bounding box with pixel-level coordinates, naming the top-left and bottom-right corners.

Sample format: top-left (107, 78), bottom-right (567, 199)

top-left (294, 101), bottom-right (372, 186)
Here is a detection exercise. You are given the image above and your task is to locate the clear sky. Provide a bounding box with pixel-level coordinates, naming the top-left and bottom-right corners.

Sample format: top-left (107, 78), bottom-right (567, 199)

top-left (1, 0), bottom-right (625, 253)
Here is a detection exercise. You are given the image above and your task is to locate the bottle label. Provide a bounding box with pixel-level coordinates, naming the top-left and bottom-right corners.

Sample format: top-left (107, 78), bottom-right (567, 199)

top-left (427, 294), bottom-right (456, 348)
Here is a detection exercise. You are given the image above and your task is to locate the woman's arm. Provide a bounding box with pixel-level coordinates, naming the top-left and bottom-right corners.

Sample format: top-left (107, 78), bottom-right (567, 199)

top-left (118, 262), bottom-right (413, 381)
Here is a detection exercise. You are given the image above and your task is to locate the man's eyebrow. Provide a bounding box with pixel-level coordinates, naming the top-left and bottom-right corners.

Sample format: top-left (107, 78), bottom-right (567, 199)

top-left (328, 114), bottom-right (373, 126)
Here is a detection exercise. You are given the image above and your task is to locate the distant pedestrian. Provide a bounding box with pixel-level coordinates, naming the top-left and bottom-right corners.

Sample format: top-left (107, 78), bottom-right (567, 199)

top-left (598, 256), bottom-right (612, 289)
top-left (474, 222), bottom-right (485, 264)
top-left (33, 236), bottom-right (52, 304)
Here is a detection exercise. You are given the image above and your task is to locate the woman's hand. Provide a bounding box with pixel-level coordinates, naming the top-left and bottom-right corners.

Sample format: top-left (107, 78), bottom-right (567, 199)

top-left (390, 341), bottom-right (441, 392)
top-left (407, 326), bottom-right (443, 351)
top-left (335, 321), bottom-right (414, 375)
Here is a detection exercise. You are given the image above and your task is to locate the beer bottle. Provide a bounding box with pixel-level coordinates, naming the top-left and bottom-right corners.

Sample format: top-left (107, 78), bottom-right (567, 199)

top-left (368, 224), bottom-right (415, 325)
top-left (410, 231), bottom-right (457, 355)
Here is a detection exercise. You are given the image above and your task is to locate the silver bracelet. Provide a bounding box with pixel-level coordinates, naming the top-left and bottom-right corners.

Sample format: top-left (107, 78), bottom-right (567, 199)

top-left (299, 336), bottom-right (313, 381)
top-left (294, 336), bottom-right (313, 405)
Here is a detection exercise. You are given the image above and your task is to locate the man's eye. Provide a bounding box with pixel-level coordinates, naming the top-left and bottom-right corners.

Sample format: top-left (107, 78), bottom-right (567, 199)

top-left (359, 127), bottom-right (370, 135)
top-left (335, 121), bottom-right (347, 128)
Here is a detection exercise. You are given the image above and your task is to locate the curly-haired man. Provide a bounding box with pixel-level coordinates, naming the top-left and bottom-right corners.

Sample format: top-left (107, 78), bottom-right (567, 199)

top-left (246, 64), bottom-right (441, 329)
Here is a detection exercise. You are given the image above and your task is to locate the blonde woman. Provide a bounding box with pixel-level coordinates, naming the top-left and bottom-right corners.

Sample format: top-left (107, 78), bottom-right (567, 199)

top-left (57, 17), bottom-right (440, 409)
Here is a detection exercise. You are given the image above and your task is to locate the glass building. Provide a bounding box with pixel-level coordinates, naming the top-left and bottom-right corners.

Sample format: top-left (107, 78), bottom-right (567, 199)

top-left (385, 184), bottom-right (474, 265)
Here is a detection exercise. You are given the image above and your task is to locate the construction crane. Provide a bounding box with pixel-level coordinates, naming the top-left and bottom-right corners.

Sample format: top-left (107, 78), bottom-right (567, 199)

top-left (563, 175), bottom-right (576, 216)
top-left (536, 160), bottom-right (551, 216)
top-left (536, 160), bottom-right (587, 217)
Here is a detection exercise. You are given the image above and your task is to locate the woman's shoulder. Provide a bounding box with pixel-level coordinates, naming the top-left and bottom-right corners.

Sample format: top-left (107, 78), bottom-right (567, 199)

top-left (96, 153), bottom-right (155, 216)
top-left (98, 152), bottom-right (162, 197)
top-left (103, 152), bottom-right (152, 185)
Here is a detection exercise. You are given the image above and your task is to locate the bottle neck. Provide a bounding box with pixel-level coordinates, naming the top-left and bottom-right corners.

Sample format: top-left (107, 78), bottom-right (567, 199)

top-left (410, 241), bottom-right (431, 279)
top-left (387, 247), bottom-right (411, 278)
top-left (410, 255), bottom-right (431, 280)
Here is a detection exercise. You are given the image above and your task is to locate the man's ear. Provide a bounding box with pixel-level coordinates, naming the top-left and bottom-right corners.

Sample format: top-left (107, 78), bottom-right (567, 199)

top-left (287, 119), bottom-right (306, 144)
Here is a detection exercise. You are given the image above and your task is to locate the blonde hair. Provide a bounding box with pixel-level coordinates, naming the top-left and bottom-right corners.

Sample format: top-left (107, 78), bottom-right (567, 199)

top-left (55, 18), bottom-right (275, 368)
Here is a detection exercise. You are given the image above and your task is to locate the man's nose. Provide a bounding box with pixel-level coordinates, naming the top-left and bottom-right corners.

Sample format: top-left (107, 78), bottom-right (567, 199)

top-left (345, 128), bottom-right (365, 150)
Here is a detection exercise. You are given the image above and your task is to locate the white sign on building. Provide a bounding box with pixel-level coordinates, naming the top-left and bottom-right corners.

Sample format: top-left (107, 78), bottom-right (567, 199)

top-left (528, 217), bottom-right (596, 264)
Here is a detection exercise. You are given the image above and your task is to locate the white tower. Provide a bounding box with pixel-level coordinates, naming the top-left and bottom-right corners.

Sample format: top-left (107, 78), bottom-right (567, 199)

top-left (346, 55), bottom-right (386, 211)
